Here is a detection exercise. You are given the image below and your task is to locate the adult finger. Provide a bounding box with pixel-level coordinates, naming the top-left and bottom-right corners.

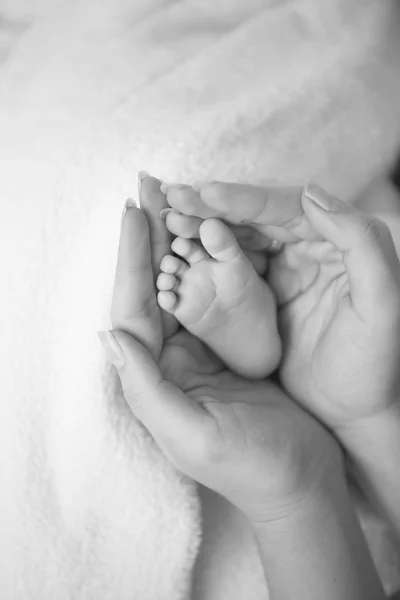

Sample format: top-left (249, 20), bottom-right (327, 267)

top-left (139, 173), bottom-right (178, 338)
top-left (166, 181), bottom-right (321, 242)
top-left (111, 204), bottom-right (162, 360)
top-left (139, 173), bottom-right (170, 275)
top-left (164, 209), bottom-right (276, 253)
top-left (302, 184), bottom-right (400, 317)
top-left (98, 330), bottom-right (216, 474)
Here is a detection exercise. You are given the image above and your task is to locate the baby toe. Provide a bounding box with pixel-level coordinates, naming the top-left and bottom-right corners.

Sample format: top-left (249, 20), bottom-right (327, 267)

top-left (156, 272), bottom-right (178, 292)
top-left (165, 211), bottom-right (203, 239)
top-left (157, 291), bottom-right (178, 313)
top-left (171, 237), bottom-right (209, 265)
top-left (200, 218), bottom-right (243, 264)
top-left (166, 186), bottom-right (211, 219)
top-left (160, 254), bottom-right (188, 277)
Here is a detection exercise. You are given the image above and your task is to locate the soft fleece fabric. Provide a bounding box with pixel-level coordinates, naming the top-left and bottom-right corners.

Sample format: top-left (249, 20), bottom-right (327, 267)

top-left (1, 1), bottom-right (400, 598)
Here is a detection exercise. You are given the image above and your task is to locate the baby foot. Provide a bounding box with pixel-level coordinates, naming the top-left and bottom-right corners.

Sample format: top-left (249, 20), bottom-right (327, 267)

top-left (161, 208), bottom-right (268, 275)
top-left (156, 218), bottom-right (281, 378)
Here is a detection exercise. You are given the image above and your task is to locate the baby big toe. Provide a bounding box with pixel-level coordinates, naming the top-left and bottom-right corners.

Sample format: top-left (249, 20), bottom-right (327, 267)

top-left (200, 218), bottom-right (244, 264)
top-left (171, 237), bottom-right (209, 265)
top-left (165, 185), bottom-right (211, 219)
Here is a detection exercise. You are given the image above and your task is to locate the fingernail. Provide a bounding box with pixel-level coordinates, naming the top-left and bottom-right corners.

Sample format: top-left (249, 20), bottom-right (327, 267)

top-left (160, 182), bottom-right (169, 194)
top-left (138, 170), bottom-right (151, 181)
top-left (121, 197), bottom-right (138, 226)
top-left (97, 330), bottom-right (125, 369)
top-left (160, 208), bottom-right (172, 220)
top-left (303, 183), bottom-right (343, 212)
top-left (137, 171), bottom-right (150, 198)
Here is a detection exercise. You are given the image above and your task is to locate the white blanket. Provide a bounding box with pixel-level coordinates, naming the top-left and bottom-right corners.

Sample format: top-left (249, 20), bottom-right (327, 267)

top-left (1, 1), bottom-right (400, 598)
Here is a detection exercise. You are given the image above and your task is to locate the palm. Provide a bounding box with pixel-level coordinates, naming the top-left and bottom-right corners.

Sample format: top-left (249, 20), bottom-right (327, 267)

top-left (269, 240), bottom-right (395, 427)
top-left (159, 328), bottom-right (328, 515)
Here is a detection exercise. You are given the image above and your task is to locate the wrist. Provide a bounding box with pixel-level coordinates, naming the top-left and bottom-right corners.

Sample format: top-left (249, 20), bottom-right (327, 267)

top-left (249, 465), bottom-right (345, 539)
top-left (335, 400), bottom-right (400, 537)
top-left (248, 459), bottom-right (385, 600)
top-left (335, 400), bottom-right (400, 456)
top-left (245, 438), bottom-right (345, 528)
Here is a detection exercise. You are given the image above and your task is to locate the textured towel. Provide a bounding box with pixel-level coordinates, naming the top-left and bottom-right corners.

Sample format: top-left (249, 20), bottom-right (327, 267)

top-left (1, 1), bottom-right (400, 599)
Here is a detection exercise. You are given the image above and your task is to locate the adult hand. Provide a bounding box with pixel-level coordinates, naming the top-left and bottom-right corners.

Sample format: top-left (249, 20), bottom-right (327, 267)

top-left (164, 181), bottom-right (400, 431)
top-left (98, 175), bottom-right (339, 523)
top-left (162, 181), bottom-right (321, 246)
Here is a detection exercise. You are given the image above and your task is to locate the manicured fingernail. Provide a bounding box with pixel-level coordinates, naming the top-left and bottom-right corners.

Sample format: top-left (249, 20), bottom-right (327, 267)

top-left (138, 170), bottom-right (151, 181)
top-left (137, 171), bottom-right (150, 197)
top-left (303, 183), bottom-right (344, 211)
top-left (160, 208), bottom-right (172, 220)
top-left (121, 197), bottom-right (138, 226)
top-left (97, 330), bottom-right (125, 369)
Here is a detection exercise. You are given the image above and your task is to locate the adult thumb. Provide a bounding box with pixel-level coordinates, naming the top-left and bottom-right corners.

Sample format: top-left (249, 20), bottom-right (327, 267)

top-left (97, 330), bottom-right (214, 471)
top-left (301, 184), bottom-right (400, 316)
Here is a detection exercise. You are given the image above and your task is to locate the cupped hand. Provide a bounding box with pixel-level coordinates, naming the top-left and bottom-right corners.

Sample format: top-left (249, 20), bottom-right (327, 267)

top-left (274, 186), bottom-right (400, 430)
top-left (163, 181), bottom-right (320, 246)
top-left (100, 176), bottom-right (340, 523)
top-left (165, 181), bottom-right (400, 431)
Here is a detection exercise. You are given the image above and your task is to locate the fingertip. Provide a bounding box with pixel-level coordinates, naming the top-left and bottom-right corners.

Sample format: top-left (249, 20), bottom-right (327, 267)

top-left (119, 204), bottom-right (151, 260)
top-left (302, 184), bottom-right (345, 212)
top-left (300, 188), bottom-right (346, 249)
top-left (302, 188), bottom-right (395, 255)
top-left (121, 203), bottom-right (147, 235)
top-left (139, 176), bottom-right (168, 215)
top-left (301, 187), bottom-right (326, 215)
